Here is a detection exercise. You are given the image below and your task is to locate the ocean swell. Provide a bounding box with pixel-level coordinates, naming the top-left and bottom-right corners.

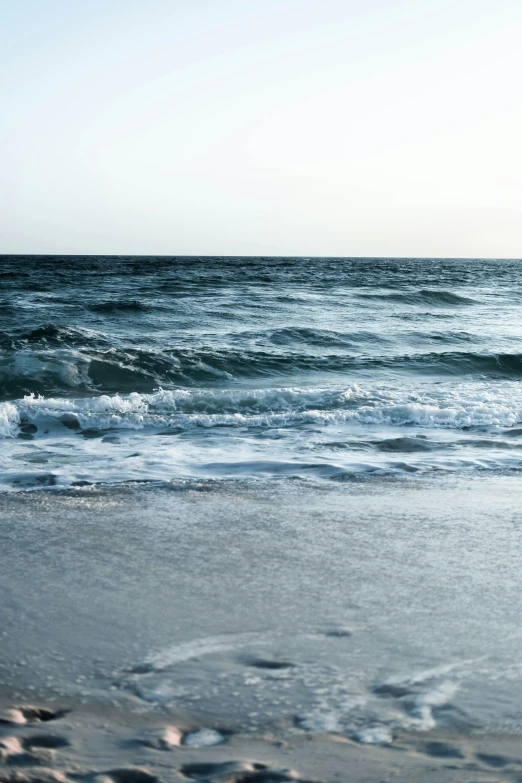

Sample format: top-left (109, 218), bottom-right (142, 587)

top-left (356, 289), bottom-right (477, 306)
top-left (3, 347), bottom-right (522, 400)
top-left (0, 324), bottom-right (108, 350)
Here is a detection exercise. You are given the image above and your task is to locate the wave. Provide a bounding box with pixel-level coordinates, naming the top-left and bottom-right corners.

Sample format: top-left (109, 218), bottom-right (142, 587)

top-left (357, 289), bottom-right (476, 306)
top-left (406, 330), bottom-right (480, 345)
top-left (265, 327), bottom-right (389, 348)
top-left (88, 300), bottom-right (151, 313)
top-left (0, 347), bottom-right (522, 399)
top-left (3, 382), bottom-right (522, 438)
top-left (264, 328), bottom-right (480, 349)
top-left (400, 351), bottom-right (522, 376)
top-left (3, 347), bottom-right (522, 399)
top-left (373, 436), bottom-right (440, 453)
top-left (0, 324), bottom-right (108, 350)
top-left (1, 323), bottom-right (483, 357)
top-left (5, 449), bottom-right (522, 490)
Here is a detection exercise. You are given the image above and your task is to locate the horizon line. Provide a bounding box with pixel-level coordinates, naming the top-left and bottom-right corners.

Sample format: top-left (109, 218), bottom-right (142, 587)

top-left (1, 254), bottom-right (521, 261)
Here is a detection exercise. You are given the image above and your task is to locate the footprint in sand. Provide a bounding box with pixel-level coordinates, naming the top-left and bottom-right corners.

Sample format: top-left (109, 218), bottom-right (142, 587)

top-left (103, 769), bottom-right (159, 783)
top-left (475, 752), bottom-right (511, 768)
top-left (180, 761), bottom-right (315, 783)
top-left (180, 761), bottom-right (257, 780)
top-left (139, 726), bottom-right (226, 751)
top-left (0, 770), bottom-right (70, 783)
top-left (0, 707), bottom-right (68, 725)
top-left (0, 737), bottom-right (25, 761)
top-left (419, 741), bottom-right (465, 759)
top-left (0, 732), bottom-right (70, 767)
top-left (141, 726), bottom-right (183, 750)
top-left (322, 629), bottom-right (352, 639)
top-left (24, 736), bottom-right (70, 750)
top-left (244, 659), bottom-right (295, 671)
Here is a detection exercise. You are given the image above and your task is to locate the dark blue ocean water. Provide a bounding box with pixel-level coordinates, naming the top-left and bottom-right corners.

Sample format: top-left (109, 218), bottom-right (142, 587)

top-left (2, 256), bottom-right (522, 489)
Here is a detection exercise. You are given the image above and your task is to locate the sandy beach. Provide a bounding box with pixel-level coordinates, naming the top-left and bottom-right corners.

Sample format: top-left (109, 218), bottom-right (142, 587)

top-left (2, 475), bottom-right (522, 781)
top-left (3, 701), bottom-right (522, 783)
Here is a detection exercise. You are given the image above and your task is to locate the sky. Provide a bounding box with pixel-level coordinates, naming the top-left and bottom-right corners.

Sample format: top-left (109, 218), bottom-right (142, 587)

top-left (2, 0), bottom-right (522, 257)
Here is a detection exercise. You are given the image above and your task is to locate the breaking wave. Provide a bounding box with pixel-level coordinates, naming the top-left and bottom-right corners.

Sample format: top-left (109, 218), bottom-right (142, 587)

top-left (3, 382), bottom-right (522, 438)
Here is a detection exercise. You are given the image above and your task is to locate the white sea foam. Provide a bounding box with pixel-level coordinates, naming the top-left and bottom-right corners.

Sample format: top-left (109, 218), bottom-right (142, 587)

top-left (0, 403), bottom-right (19, 438)
top-left (2, 382), bottom-right (522, 491)
top-left (297, 711), bottom-right (341, 733)
top-left (183, 729), bottom-right (225, 747)
top-left (2, 381), bottom-right (522, 438)
top-left (353, 726), bottom-right (393, 745)
top-left (383, 662), bottom-right (464, 688)
top-left (145, 632), bottom-right (273, 669)
top-left (410, 681), bottom-right (460, 731)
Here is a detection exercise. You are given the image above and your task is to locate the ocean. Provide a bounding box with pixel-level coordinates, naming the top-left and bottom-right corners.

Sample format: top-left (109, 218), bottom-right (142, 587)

top-left (2, 256), bottom-right (522, 778)
top-left (2, 256), bottom-right (522, 487)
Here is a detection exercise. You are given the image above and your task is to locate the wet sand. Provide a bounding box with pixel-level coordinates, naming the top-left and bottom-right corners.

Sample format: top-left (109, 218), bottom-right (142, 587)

top-left (2, 476), bottom-right (522, 781)
top-left (2, 700), bottom-right (522, 783)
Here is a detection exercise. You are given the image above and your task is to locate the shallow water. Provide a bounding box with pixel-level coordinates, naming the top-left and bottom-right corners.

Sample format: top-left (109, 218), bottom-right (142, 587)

top-left (2, 257), bottom-right (522, 488)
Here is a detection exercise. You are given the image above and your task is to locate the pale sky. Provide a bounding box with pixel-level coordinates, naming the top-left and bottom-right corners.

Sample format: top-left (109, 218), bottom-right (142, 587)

top-left (2, 0), bottom-right (522, 257)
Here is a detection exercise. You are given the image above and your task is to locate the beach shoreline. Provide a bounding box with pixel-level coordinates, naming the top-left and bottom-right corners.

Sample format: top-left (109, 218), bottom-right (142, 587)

top-left (2, 475), bottom-right (522, 780)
